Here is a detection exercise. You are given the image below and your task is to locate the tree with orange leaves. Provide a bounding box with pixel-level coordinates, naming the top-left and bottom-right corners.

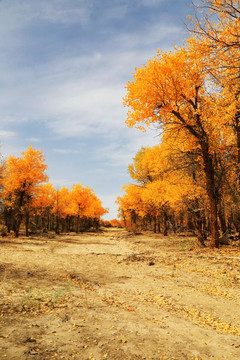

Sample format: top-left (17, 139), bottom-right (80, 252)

top-left (189, 0), bottom-right (240, 168)
top-left (32, 183), bottom-right (55, 232)
top-left (123, 43), bottom-right (226, 247)
top-left (87, 194), bottom-right (107, 229)
top-left (70, 184), bottom-right (107, 232)
top-left (109, 219), bottom-right (122, 228)
top-left (116, 184), bottom-right (144, 232)
top-left (189, 0), bottom-right (240, 233)
top-left (0, 146), bottom-right (107, 236)
top-left (189, 0), bottom-right (240, 52)
top-left (71, 184), bottom-right (91, 233)
top-left (52, 186), bottom-right (72, 234)
top-left (118, 135), bottom-right (209, 243)
top-left (2, 145), bottom-right (48, 237)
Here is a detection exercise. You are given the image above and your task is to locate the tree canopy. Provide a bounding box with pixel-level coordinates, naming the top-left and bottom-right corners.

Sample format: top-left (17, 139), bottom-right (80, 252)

top-left (119, 0), bottom-right (240, 248)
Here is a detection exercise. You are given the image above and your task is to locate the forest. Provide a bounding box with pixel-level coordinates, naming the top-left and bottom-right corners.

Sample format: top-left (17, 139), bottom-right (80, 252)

top-left (117, 0), bottom-right (240, 249)
top-left (0, 145), bottom-right (107, 238)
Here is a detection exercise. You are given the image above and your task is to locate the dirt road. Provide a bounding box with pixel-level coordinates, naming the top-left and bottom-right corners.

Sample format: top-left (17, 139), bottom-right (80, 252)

top-left (0, 228), bottom-right (240, 360)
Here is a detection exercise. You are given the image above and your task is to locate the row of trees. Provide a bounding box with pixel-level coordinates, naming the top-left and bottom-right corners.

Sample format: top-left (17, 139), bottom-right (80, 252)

top-left (117, 0), bottom-right (240, 248)
top-left (0, 145), bottom-right (107, 237)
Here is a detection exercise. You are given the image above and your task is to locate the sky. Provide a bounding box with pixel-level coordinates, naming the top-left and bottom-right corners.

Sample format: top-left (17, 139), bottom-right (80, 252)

top-left (0, 0), bottom-right (194, 220)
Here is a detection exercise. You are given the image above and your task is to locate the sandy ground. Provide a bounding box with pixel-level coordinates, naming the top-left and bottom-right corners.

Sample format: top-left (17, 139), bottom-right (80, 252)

top-left (0, 227), bottom-right (240, 360)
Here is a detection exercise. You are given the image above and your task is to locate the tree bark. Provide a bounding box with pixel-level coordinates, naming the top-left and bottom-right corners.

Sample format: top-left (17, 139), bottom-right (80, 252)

top-left (163, 211), bottom-right (168, 236)
top-left (153, 216), bottom-right (157, 233)
top-left (4, 208), bottom-right (12, 233)
top-left (218, 203), bottom-right (227, 235)
top-left (25, 212), bottom-right (29, 237)
top-left (157, 216), bottom-right (161, 233)
top-left (201, 141), bottom-right (219, 248)
top-left (76, 215), bottom-right (79, 233)
top-left (14, 213), bottom-right (22, 238)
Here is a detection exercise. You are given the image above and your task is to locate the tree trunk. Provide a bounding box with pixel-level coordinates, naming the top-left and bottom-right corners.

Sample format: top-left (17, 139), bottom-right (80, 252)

top-left (187, 212), bottom-right (195, 232)
top-left (234, 110), bottom-right (240, 176)
top-left (218, 204), bottom-right (227, 235)
top-left (41, 215), bottom-right (46, 232)
top-left (191, 200), bottom-right (207, 247)
top-left (25, 212), bottom-right (29, 237)
top-left (55, 190), bottom-right (60, 234)
top-left (163, 211), bottom-right (168, 236)
top-left (201, 142), bottom-right (219, 248)
top-left (192, 214), bottom-right (207, 247)
top-left (157, 216), bottom-right (161, 233)
top-left (76, 215), bottom-right (79, 233)
top-left (5, 209), bottom-right (12, 233)
top-left (153, 216), bottom-right (157, 233)
top-left (14, 213), bottom-right (22, 238)
top-left (93, 218), bottom-right (100, 230)
top-left (55, 215), bottom-right (60, 234)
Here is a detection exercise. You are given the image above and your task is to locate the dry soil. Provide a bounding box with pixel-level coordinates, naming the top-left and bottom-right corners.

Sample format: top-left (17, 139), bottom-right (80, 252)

top-left (0, 227), bottom-right (240, 360)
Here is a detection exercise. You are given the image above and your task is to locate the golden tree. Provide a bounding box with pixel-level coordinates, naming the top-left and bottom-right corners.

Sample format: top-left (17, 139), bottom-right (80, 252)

top-left (2, 145), bottom-right (48, 237)
top-left (189, 0), bottom-right (240, 233)
top-left (32, 183), bottom-right (56, 232)
top-left (123, 45), bottom-right (224, 247)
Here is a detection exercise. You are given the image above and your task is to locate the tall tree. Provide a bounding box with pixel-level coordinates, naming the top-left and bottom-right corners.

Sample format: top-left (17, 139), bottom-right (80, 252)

top-left (189, 0), bottom-right (240, 231)
top-left (32, 183), bottom-right (55, 231)
top-left (2, 145), bottom-right (48, 237)
top-left (123, 45), bottom-right (223, 247)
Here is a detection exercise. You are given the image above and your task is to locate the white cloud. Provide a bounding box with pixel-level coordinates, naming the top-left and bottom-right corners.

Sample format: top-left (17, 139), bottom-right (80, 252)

top-left (115, 23), bottom-right (182, 50)
top-left (0, 0), bottom-right (183, 138)
top-left (95, 128), bottom-right (160, 168)
top-left (0, 130), bottom-right (17, 138)
top-left (0, 0), bottom-right (92, 31)
top-left (0, 142), bottom-right (24, 159)
top-left (140, 0), bottom-right (166, 7)
top-left (40, 0), bottom-right (91, 25)
top-left (26, 137), bottom-right (41, 143)
top-left (100, 3), bottom-right (128, 21)
top-left (7, 21), bottom-right (181, 138)
top-left (53, 148), bottom-right (80, 155)
top-left (47, 176), bottom-right (74, 189)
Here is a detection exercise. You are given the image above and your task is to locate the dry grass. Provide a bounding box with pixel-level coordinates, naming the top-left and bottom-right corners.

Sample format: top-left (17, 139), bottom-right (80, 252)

top-left (0, 228), bottom-right (240, 360)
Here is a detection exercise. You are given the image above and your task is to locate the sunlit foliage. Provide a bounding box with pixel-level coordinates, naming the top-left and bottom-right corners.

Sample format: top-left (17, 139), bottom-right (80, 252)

top-left (0, 145), bottom-right (107, 236)
top-left (119, 0), bottom-right (240, 248)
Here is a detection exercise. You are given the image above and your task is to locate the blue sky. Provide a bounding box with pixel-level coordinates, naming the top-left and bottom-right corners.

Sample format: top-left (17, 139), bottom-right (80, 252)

top-left (0, 0), bottom-right (194, 219)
